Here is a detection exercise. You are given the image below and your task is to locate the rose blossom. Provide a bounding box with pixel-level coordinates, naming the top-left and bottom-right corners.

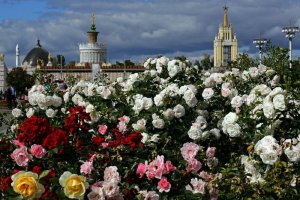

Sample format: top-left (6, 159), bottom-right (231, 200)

top-left (186, 178), bottom-right (206, 194)
top-left (104, 166), bottom-right (120, 183)
top-left (139, 190), bottom-right (159, 200)
top-left (98, 125), bottom-right (108, 135)
top-left (164, 161), bottom-right (176, 173)
top-left (30, 144), bottom-right (47, 158)
top-left (273, 94), bottom-right (286, 111)
top-left (12, 108), bottom-right (22, 118)
top-left (186, 158), bottom-right (202, 173)
top-left (157, 177), bottom-right (171, 193)
top-left (173, 104), bottom-right (185, 118)
top-left (181, 142), bottom-right (200, 160)
top-left (231, 96), bottom-right (243, 108)
top-left (206, 147), bottom-right (216, 158)
top-left (80, 161), bottom-right (93, 175)
top-left (11, 146), bottom-right (32, 166)
top-left (136, 162), bottom-right (148, 178)
top-left (202, 88), bottom-right (214, 100)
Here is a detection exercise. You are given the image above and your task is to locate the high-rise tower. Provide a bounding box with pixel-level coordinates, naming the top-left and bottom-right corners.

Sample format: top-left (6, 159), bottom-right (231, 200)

top-left (16, 44), bottom-right (20, 67)
top-left (79, 14), bottom-right (107, 65)
top-left (213, 6), bottom-right (238, 67)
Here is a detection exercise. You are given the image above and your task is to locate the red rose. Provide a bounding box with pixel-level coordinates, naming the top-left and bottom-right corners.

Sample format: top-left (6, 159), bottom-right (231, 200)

top-left (0, 176), bottom-right (12, 191)
top-left (32, 165), bottom-right (42, 175)
top-left (124, 132), bottom-right (142, 149)
top-left (17, 116), bottom-right (51, 144)
top-left (42, 129), bottom-right (68, 150)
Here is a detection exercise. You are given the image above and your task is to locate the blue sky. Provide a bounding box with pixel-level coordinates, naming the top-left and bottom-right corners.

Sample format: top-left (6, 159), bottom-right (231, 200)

top-left (0, 0), bottom-right (300, 67)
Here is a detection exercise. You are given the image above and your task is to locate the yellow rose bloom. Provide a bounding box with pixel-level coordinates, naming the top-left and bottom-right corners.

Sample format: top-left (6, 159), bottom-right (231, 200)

top-left (11, 171), bottom-right (45, 199)
top-left (59, 171), bottom-right (89, 199)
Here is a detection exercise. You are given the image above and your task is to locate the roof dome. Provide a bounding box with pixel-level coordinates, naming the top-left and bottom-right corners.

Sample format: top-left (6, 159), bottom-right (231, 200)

top-left (23, 40), bottom-right (49, 67)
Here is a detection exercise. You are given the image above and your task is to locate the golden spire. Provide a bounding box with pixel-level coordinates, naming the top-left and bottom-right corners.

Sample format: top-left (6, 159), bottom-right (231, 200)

top-left (223, 6), bottom-right (228, 27)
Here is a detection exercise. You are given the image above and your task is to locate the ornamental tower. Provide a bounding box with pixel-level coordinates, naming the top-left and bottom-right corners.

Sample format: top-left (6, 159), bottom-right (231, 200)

top-left (213, 6), bottom-right (238, 67)
top-left (79, 14), bottom-right (107, 65)
top-left (16, 44), bottom-right (20, 67)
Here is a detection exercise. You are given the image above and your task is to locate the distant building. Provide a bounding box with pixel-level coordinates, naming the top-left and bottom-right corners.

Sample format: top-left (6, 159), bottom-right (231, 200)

top-left (0, 53), bottom-right (8, 93)
top-left (78, 14), bottom-right (107, 65)
top-left (213, 6), bottom-right (238, 67)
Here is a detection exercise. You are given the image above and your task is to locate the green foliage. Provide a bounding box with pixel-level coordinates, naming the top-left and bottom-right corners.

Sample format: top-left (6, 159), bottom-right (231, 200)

top-left (6, 67), bottom-right (35, 95)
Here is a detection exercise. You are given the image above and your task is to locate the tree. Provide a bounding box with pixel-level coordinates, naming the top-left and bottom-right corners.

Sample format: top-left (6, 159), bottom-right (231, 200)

top-left (67, 60), bottom-right (76, 66)
top-left (200, 54), bottom-right (213, 70)
top-left (6, 67), bottom-right (35, 95)
top-left (228, 53), bottom-right (257, 70)
top-left (56, 55), bottom-right (65, 66)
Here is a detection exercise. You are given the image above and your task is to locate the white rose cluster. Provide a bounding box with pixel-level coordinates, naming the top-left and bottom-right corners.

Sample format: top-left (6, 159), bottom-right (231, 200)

top-left (152, 114), bottom-right (165, 129)
top-left (28, 86), bottom-right (62, 110)
top-left (282, 137), bottom-right (300, 163)
top-left (222, 112), bottom-right (241, 137)
top-left (254, 135), bottom-right (282, 165)
top-left (132, 94), bottom-right (153, 114)
top-left (241, 155), bottom-right (265, 183)
top-left (167, 59), bottom-right (186, 78)
top-left (187, 115), bottom-right (207, 140)
top-left (132, 119), bottom-right (147, 131)
top-left (179, 85), bottom-right (198, 107)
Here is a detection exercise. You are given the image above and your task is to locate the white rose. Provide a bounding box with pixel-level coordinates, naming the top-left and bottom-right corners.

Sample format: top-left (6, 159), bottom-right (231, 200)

top-left (188, 123), bottom-right (202, 140)
top-left (132, 119), bottom-right (147, 131)
top-left (273, 94), bottom-right (285, 111)
top-left (152, 118), bottom-right (165, 129)
top-left (163, 108), bottom-right (175, 120)
top-left (46, 108), bottom-right (57, 118)
top-left (12, 108), bottom-right (22, 118)
top-left (263, 102), bottom-right (275, 119)
top-left (133, 99), bottom-right (144, 114)
top-left (246, 93), bottom-right (256, 105)
top-left (63, 91), bottom-right (70, 103)
top-left (195, 116), bottom-right (207, 130)
top-left (141, 132), bottom-right (149, 143)
top-left (226, 123), bottom-right (241, 137)
top-left (202, 88), bottom-right (214, 100)
top-left (284, 146), bottom-right (300, 162)
top-left (173, 104), bottom-right (185, 118)
top-left (269, 87), bottom-right (283, 97)
top-left (102, 88), bottom-right (111, 99)
top-left (209, 128), bottom-right (221, 140)
top-left (72, 94), bottom-right (83, 105)
top-left (143, 97), bottom-right (153, 110)
top-left (150, 134), bottom-right (160, 142)
top-left (249, 67), bottom-right (259, 77)
top-left (154, 94), bottom-right (164, 106)
top-left (231, 96), bottom-right (243, 108)
top-left (259, 149), bottom-right (279, 165)
top-left (223, 112), bottom-right (238, 124)
top-left (258, 64), bottom-right (267, 74)
top-left (85, 104), bottom-right (95, 113)
top-left (26, 108), bottom-right (34, 118)
top-left (51, 95), bottom-right (62, 107)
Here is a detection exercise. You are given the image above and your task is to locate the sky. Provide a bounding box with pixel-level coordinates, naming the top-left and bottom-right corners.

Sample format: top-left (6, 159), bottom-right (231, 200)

top-left (0, 0), bottom-right (300, 67)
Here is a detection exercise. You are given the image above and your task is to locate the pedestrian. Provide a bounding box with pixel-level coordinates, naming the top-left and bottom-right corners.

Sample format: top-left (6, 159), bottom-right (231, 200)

top-left (6, 86), bottom-right (16, 109)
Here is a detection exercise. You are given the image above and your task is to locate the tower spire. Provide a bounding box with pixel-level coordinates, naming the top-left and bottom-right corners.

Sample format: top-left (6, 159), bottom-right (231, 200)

top-left (16, 44), bottom-right (20, 67)
top-left (223, 6), bottom-right (228, 27)
top-left (90, 13), bottom-right (96, 32)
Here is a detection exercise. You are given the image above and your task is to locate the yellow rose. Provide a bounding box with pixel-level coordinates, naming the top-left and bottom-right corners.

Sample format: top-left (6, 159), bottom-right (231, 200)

top-left (59, 171), bottom-right (89, 199)
top-left (11, 171), bottom-right (45, 199)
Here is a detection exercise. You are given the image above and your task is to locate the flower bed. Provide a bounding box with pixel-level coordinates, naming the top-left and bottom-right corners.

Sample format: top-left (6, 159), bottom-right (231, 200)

top-left (0, 56), bottom-right (300, 199)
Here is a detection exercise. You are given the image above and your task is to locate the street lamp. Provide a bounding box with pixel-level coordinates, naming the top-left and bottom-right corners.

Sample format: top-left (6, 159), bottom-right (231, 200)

top-left (282, 26), bottom-right (299, 68)
top-left (253, 37), bottom-right (267, 64)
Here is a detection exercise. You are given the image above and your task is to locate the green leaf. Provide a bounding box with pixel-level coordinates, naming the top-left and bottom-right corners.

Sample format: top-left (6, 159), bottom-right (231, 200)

top-left (39, 170), bottom-right (50, 179)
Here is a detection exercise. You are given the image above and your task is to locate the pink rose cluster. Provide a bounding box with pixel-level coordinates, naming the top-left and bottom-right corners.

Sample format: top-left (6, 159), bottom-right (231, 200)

top-left (181, 142), bottom-right (202, 173)
top-left (136, 155), bottom-right (176, 193)
top-left (11, 142), bottom-right (47, 167)
top-left (117, 115), bottom-right (130, 132)
top-left (87, 166), bottom-right (123, 200)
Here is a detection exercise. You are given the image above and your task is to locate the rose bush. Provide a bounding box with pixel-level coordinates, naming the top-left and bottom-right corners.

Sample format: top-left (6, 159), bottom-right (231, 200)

top-left (0, 55), bottom-right (299, 199)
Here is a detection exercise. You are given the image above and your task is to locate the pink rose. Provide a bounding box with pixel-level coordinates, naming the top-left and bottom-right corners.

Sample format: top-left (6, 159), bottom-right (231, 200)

top-left (80, 161), bottom-right (93, 175)
top-left (147, 155), bottom-right (164, 179)
top-left (11, 146), bottom-right (32, 166)
top-left (206, 147), bottom-right (216, 159)
top-left (157, 177), bottom-right (171, 193)
top-left (30, 144), bottom-right (47, 158)
top-left (186, 158), bottom-right (202, 173)
top-left (102, 89), bottom-right (111, 99)
top-left (12, 140), bottom-right (24, 147)
top-left (101, 142), bottom-right (109, 148)
top-left (164, 161), bottom-right (176, 173)
top-left (181, 142), bottom-right (200, 161)
top-left (98, 125), bottom-right (108, 135)
top-left (104, 166), bottom-right (120, 183)
top-left (136, 162), bottom-right (148, 178)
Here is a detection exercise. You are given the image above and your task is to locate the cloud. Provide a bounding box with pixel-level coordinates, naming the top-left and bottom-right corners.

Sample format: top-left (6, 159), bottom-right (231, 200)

top-left (0, 0), bottom-right (300, 67)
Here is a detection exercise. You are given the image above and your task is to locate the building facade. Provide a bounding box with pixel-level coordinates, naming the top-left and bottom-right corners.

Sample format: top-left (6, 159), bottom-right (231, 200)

top-left (213, 6), bottom-right (238, 67)
top-left (0, 53), bottom-right (8, 93)
top-left (79, 14), bottom-right (107, 65)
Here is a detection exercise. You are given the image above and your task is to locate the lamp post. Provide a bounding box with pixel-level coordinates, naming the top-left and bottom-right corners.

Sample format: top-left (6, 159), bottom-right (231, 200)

top-left (253, 37), bottom-right (267, 64)
top-left (282, 26), bottom-right (299, 68)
